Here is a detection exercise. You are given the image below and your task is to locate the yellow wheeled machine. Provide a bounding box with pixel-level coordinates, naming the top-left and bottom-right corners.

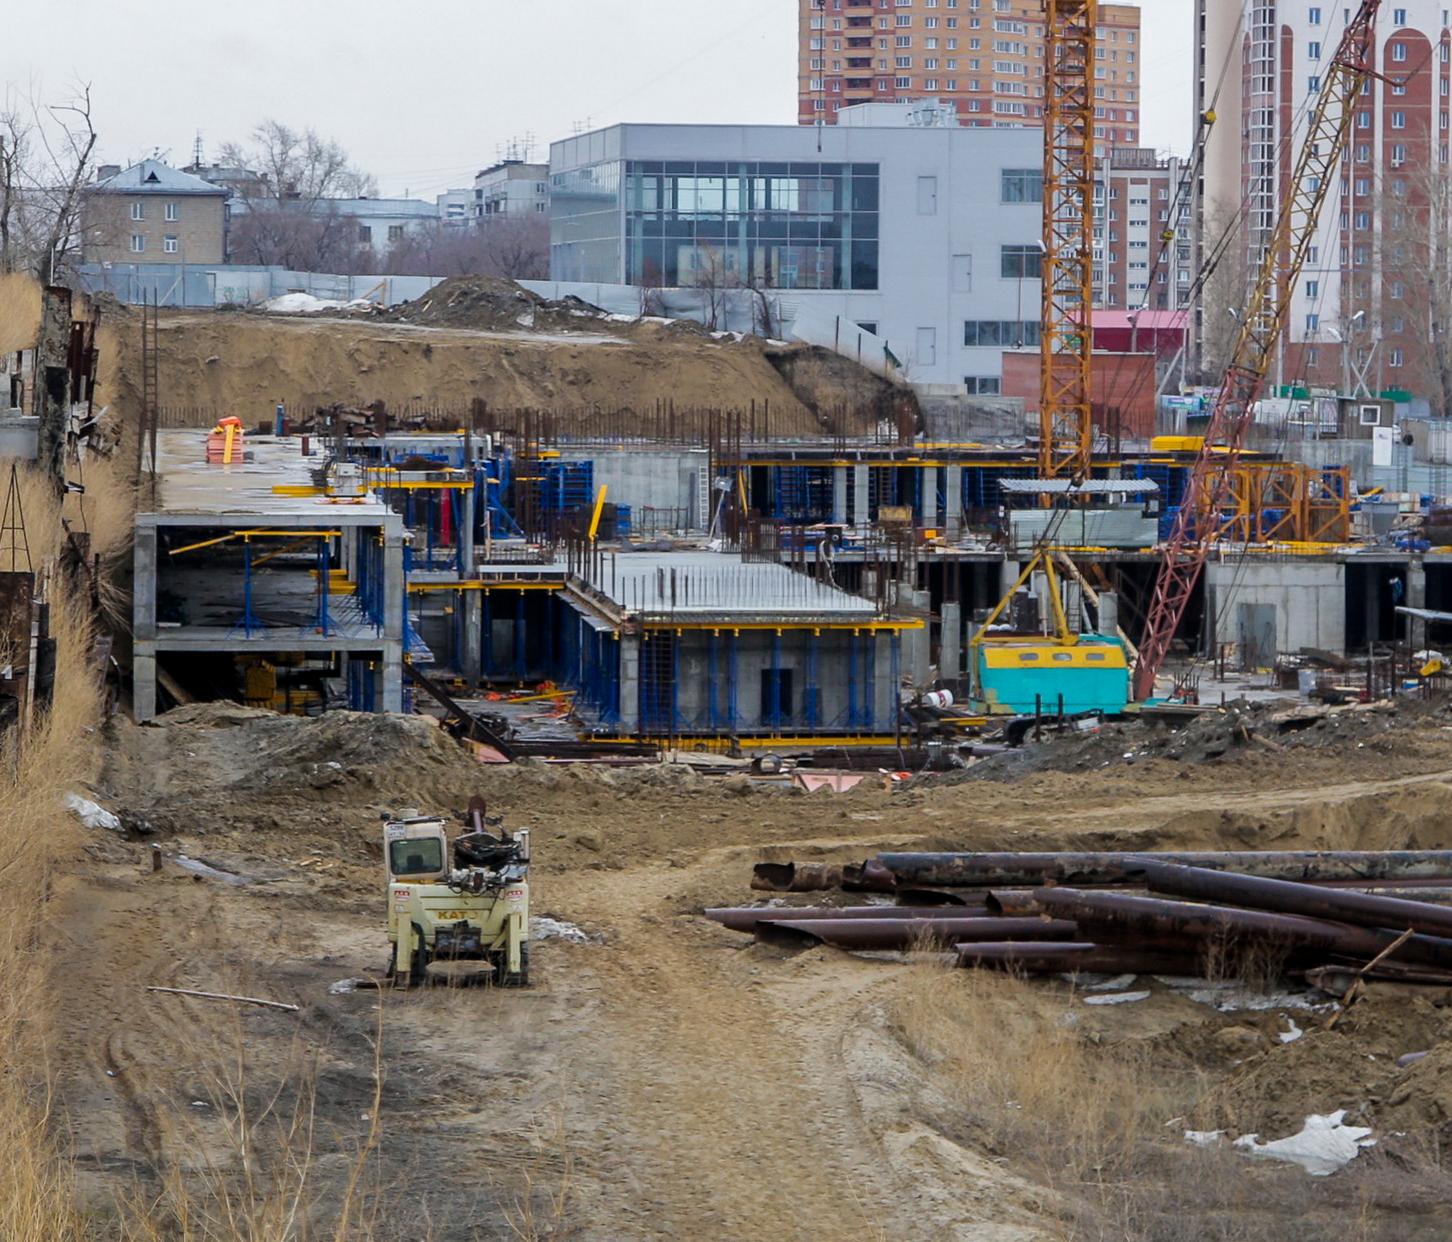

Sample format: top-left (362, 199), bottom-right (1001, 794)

top-left (384, 795), bottom-right (530, 987)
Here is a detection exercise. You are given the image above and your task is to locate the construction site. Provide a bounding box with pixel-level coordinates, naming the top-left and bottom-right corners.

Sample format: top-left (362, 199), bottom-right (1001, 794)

top-left (11, 2), bottom-right (1452, 1240)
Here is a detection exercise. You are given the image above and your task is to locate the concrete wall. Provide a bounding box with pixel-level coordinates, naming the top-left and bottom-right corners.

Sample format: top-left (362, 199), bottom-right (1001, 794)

top-left (556, 448), bottom-right (709, 531)
top-left (1205, 561), bottom-right (1346, 659)
top-left (0, 416), bottom-right (37, 460)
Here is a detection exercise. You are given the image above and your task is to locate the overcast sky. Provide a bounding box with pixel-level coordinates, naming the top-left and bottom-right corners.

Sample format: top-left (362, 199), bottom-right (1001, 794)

top-left (7, 0), bottom-right (1194, 199)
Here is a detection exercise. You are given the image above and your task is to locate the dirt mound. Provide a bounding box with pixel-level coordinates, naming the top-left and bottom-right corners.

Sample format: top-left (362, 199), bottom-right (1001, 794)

top-left (381, 275), bottom-right (621, 335)
top-left (96, 310), bottom-right (861, 438)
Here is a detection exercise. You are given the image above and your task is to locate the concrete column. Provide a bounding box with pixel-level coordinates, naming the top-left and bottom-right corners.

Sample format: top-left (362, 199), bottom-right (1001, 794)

top-left (459, 486), bottom-right (476, 578)
top-left (832, 467), bottom-right (848, 525)
top-left (460, 590), bottom-right (482, 683)
top-left (852, 464), bottom-right (869, 530)
top-left (999, 557), bottom-right (1021, 598)
top-left (618, 633), bottom-right (640, 733)
top-left (1098, 591), bottom-right (1119, 639)
top-left (1408, 559), bottom-right (1427, 650)
top-left (1364, 571), bottom-right (1380, 648)
top-left (940, 600), bottom-right (962, 685)
top-left (380, 641), bottom-right (404, 713)
top-left (382, 516), bottom-right (405, 643)
top-left (920, 466), bottom-right (939, 530)
top-left (133, 523), bottom-right (158, 641)
top-left (133, 651), bottom-right (157, 723)
top-left (945, 466), bottom-right (962, 539)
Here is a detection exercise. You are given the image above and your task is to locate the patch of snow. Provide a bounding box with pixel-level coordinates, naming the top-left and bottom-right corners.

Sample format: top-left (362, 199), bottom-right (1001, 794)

top-left (1184, 1129), bottom-right (1224, 1147)
top-left (65, 793), bottom-right (122, 833)
top-left (1234, 1111), bottom-right (1376, 1176)
top-left (328, 978), bottom-right (358, 995)
top-left (1084, 990), bottom-right (1151, 1006)
top-left (172, 854), bottom-right (250, 886)
top-left (516, 311), bottom-right (537, 328)
top-left (532, 916), bottom-right (590, 944)
top-left (260, 292), bottom-right (373, 315)
top-left (1084, 973), bottom-right (1138, 992)
top-left (1280, 1018), bottom-right (1304, 1044)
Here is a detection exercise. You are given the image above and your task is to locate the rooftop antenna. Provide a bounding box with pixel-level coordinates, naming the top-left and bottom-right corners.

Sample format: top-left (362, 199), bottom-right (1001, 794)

top-left (191, 130), bottom-right (204, 168)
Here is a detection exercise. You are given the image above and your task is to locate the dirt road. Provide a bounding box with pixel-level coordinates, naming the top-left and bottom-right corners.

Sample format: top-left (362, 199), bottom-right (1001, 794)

top-left (46, 705), bottom-right (1452, 1238)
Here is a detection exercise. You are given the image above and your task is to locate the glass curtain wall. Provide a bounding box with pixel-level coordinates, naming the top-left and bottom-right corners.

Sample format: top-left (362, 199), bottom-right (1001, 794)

top-left (623, 161), bottom-right (879, 291)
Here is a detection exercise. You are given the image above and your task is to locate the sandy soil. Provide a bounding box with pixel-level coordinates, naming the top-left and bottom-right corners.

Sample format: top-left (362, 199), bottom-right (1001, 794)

top-left (45, 703), bottom-right (1452, 1239)
top-left (93, 309), bottom-right (866, 440)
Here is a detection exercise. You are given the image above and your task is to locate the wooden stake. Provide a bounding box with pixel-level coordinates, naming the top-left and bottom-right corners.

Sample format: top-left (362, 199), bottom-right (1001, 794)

top-left (147, 985), bottom-right (299, 1012)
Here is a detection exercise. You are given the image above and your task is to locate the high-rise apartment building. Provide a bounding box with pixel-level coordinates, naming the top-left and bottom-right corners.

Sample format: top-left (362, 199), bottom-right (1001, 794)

top-left (798, 0), bottom-right (1143, 151)
top-left (1197, 2), bottom-right (1452, 404)
top-left (1095, 148), bottom-right (1194, 312)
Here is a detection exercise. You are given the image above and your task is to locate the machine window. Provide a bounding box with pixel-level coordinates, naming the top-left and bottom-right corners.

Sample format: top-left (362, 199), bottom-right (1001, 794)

top-left (390, 838), bottom-right (444, 877)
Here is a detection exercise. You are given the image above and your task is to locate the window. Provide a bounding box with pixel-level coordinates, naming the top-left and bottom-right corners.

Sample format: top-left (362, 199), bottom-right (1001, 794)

top-left (1390, 347), bottom-right (1405, 367)
top-left (964, 376), bottom-right (1001, 395)
top-left (387, 224), bottom-right (404, 242)
top-left (1309, 5), bottom-right (1321, 21)
top-left (389, 836), bottom-right (444, 878)
top-left (1360, 404), bottom-right (1382, 426)
top-left (358, 224), bottom-right (372, 244)
top-left (964, 320), bottom-right (1040, 347)
top-left (1000, 244), bottom-right (1042, 278)
top-left (1394, 7), bottom-right (1407, 22)
top-left (1305, 279), bottom-right (1319, 298)
top-left (1001, 167), bottom-right (1043, 202)
top-left (163, 235), bottom-right (178, 254)
top-left (1308, 41), bottom-right (1321, 58)
top-left (1306, 312), bottom-right (1319, 332)
top-left (1392, 110), bottom-right (1406, 129)
top-left (129, 234), bottom-right (145, 253)
top-left (164, 201), bottom-right (178, 222)
top-left (129, 202), bottom-right (144, 221)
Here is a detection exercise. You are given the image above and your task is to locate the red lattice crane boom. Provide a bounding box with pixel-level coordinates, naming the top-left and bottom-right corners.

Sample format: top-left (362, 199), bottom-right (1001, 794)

top-left (1039, 1), bottom-right (1097, 486)
top-left (1131, 0), bottom-right (1383, 700)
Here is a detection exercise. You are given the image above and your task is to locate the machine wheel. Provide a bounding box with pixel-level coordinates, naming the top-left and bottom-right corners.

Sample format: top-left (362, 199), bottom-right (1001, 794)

top-left (411, 925), bottom-right (430, 986)
top-left (499, 942), bottom-right (530, 987)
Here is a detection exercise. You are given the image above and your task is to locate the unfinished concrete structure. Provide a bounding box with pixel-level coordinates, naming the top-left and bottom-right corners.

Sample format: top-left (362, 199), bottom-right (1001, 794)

top-left (132, 431), bottom-right (405, 721)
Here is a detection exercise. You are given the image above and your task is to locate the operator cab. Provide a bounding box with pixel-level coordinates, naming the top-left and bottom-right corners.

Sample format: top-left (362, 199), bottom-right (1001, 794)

top-left (383, 811), bottom-right (449, 882)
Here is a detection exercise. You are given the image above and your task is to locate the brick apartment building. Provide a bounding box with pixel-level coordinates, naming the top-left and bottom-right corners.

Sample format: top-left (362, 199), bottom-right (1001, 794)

top-left (81, 160), bottom-right (228, 265)
top-left (1198, 1), bottom-right (1452, 406)
top-left (798, 0), bottom-right (1142, 152)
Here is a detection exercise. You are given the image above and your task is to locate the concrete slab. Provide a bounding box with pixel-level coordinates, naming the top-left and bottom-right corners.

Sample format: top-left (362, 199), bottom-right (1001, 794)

top-left (143, 429), bottom-right (392, 525)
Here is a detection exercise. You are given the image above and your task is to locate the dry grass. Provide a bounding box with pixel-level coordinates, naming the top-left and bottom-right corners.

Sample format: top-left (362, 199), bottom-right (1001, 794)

top-left (0, 271), bottom-right (42, 355)
top-left (0, 572), bottom-right (107, 1242)
top-left (889, 961), bottom-right (1452, 1242)
top-left (113, 1012), bottom-right (390, 1242)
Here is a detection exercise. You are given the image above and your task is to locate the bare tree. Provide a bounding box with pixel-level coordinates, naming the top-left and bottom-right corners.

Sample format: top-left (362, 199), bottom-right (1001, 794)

top-left (1196, 202), bottom-right (1253, 383)
top-left (381, 215), bottom-right (549, 280)
top-left (0, 84), bottom-right (97, 280)
top-left (690, 243), bottom-right (736, 331)
top-left (216, 119), bottom-right (376, 270)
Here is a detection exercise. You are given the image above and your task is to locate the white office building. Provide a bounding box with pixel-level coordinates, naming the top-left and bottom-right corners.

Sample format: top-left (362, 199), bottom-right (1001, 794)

top-left (547, 119), bottom-right (1048, 390)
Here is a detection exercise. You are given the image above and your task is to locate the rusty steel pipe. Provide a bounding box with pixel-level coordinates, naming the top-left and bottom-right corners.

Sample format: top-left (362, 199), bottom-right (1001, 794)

top-left (755, 917), bottom-right (1077, 951)
top-left (875, 850), bottom-right (1452, 888)
top-left (1031, 887), bottom-right (1452, 969)
top-left (955, 941), bottom-right (1203, 975)
top-left (705, 905), bottom-right (996, 934)
top-left (750, 859), bottom-right (898, 892)
top-left (1138, 862), bottom-right (1452, 941)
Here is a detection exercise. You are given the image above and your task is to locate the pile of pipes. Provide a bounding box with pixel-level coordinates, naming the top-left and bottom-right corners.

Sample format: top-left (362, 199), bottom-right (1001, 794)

top-left (707, 850), bottom-right (1452, 984)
